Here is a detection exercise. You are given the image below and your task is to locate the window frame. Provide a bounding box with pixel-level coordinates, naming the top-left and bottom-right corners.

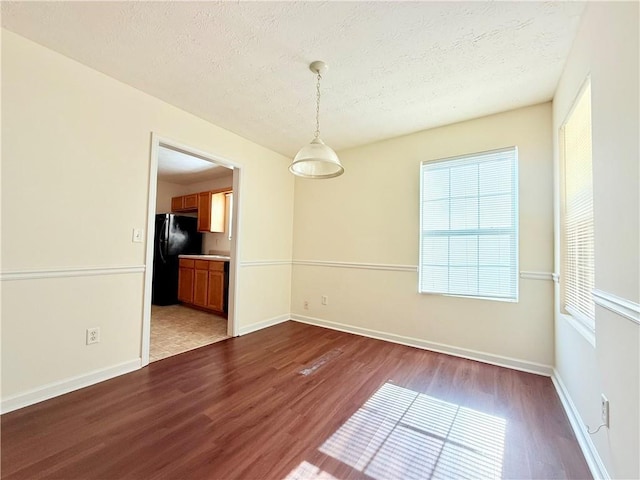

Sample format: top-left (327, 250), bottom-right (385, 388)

top-left (558, 78), bottom-right (595, 333)
top-left (418, 146), bottom-right (519, 302)
top-left (226, 192), bottom-right (233, 240)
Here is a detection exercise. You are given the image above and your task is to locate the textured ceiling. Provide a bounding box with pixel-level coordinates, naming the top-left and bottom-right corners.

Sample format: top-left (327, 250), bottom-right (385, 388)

top-left (1, 1), bottom-right (585, 157)
top-left (157, 146), bottom-right (232, 185)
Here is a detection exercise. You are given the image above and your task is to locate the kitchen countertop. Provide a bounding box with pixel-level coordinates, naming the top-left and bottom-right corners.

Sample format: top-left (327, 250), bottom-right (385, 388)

top-left (179, 254), bottom-right (231, 261)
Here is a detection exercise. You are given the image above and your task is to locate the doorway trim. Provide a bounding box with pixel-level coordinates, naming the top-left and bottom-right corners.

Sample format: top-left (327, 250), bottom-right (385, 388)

top-left (141, 133), bottom-right (243, 367)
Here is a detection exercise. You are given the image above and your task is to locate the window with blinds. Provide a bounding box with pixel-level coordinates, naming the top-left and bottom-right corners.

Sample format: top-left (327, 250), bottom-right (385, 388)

top-left (419, 147), bottom-right (519, 301)
top-left (561, 81), bottom-right (595, 328)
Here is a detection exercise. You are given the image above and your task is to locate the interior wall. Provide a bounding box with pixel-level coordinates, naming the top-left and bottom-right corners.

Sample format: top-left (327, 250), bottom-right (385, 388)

top-left (1, 30), bottom-right (294, 403)
top-left (202, 222), bottom-right (231, 255)
top-left (291, 102), bottom-right (555, 369)
top-left (180, 176), bottom-right (234, 195)
top-left (552, 2), bottom-right (639, 478)
top-left (156, 180), bottom-right (186, 214)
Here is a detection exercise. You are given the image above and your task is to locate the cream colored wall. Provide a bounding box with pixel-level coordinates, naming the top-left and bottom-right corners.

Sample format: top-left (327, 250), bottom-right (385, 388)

top-left (181, 176), bottom-right (233, 195)
top-left (202, 228), bottom-right (231, 255)
top-left (2, 276), bottom-right (144, 395)
top-left (1, 31), bottom-right (294, 401)
top-left (292, 103), bottom-right (554, 368)
top-left (155, 180), bottom-right (186, 214)
top-left (552, 3), bottom-right (639, 478)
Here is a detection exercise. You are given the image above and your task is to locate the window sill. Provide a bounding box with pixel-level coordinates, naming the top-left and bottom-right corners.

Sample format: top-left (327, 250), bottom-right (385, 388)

top-left (419, 291), bottom-right (518, 303)
top-left (559, 311), bottom-right (596, 347)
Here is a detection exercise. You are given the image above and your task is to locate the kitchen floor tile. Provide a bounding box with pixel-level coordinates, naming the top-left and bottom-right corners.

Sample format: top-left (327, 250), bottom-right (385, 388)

top-left (150, 305), bottom-right (228, 362)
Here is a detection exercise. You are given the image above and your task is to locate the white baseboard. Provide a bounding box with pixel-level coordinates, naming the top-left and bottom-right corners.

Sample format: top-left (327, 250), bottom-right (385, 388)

top-left (291, 314), bottom-right (553, 376)
top-left (1, 358), bottom-right (141, 414)
top-left (237, 314), bottom-right (290, 336)
top-left (551, 371), bottom-right (610, 479)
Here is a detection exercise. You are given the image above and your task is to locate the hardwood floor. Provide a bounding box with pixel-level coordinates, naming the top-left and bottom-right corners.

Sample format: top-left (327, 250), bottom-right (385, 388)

top-left (1, 322), bottom-right (591, 480)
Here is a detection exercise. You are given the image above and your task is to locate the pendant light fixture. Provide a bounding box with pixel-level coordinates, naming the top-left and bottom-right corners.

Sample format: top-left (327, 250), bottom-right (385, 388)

top-left (289, 61), bottom-right (344, 179)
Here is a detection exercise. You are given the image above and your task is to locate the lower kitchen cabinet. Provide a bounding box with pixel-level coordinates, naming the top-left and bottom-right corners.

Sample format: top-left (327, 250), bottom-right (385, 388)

top-left (193, 261), bottom-right (209, 307)
top-left (177, 260), bottom-right (195, 303)
top-left (207, 262), bottom-right (225, 312)
top-left (178, 258), bottom-right (227, 314)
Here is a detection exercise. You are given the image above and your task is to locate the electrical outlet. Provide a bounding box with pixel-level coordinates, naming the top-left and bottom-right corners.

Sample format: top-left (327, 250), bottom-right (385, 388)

top-left (321, 295), bottom-right (328, 306)
top-left (86, 327), bottom-right (100, 345)
top-left (304, 300), bottom-right (309, 310)
top-left (601, 394), bottom-right (609, 428)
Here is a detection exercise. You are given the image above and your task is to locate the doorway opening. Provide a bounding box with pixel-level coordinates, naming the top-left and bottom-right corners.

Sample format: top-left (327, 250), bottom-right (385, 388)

top-left (141, 134), bottom-right (241, 365)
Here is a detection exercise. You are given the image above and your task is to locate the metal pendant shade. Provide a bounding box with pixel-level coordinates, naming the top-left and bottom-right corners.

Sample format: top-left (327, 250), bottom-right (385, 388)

top-left (289, 61), bottom-right (344, 179)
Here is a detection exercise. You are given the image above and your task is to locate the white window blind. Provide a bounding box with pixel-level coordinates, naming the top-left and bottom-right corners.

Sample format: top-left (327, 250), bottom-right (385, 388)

top-left (561, 82), bottom-right (594, 327)
top-left (419, 147), bottom-right (518, 301)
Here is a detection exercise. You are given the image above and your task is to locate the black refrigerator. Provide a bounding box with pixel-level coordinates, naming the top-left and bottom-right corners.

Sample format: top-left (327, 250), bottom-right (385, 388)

top-left (152, 214), bottom-right (202, 306)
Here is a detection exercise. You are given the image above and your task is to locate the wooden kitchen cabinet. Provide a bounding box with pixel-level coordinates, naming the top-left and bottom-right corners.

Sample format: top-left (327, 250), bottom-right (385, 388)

top-left (171, 196), bottom-right (183, 212)
top-left (184, 194), bottom-right (198, 210)
top-left (177, 259), bottom-right (195, 303)
top-left (171, 194), bottom-right (198, 212)
top-left (193, 260), bottom-right (209, 307)
top-left (178, 258), bottom-right (227, 315)
top-left (172, 189), bottom-right (231, 233)
top-left (206, 262), bottom-right (225, 312)
top-left (197, 191), bottom-right (226, 233)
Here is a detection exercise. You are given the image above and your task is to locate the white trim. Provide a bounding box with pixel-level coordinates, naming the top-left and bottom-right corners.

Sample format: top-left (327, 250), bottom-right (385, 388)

top-left (593, 289), bottom-right (640, 326)
top-left (237, 314), bottom-right (290, 336)
top-left (240, 260), bottom-right (292, 267)
top-left (551, 370), bottom-right (610, 480)
top-left (292, 260), bottom-right (417, 273)
top-left (1, 359), bottom-right (141, 414)
top-left (228, 167), bottom-right (242, 338)
top-left (520, 271), bottom-right (554, 281)
top-left (142, 134), bottom-right (244, 360)
top-left (141, 134), bottom-right (160, 367)
top-left (291, 314), bottom-right (553, 376)
top-left (0, 265), bottom-right (145, 281)
top-left (560, 311), bottom-right (596, 347)
top-left (552, 273), bottom-right (560, 283)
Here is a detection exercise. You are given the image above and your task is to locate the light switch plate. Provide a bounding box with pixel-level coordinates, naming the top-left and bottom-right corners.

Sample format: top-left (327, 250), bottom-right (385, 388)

top-left (132, 228), bottom-right (144, 243)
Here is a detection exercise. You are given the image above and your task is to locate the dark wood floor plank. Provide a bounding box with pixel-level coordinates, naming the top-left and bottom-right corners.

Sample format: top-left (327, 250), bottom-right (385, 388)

top-left (1, 321), bottom-right (592, 480)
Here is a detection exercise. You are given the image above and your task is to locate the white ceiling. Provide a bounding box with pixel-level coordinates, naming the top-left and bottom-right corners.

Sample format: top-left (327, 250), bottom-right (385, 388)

top-left (1, 1), bottom-right (585, 157)
top-left (157, 146), bottom-right (232, 185)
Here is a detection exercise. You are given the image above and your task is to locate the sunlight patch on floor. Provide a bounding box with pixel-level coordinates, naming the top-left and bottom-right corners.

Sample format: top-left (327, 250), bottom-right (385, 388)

top-left (318, 382), bottom-right (507, 480)
top-left (284, 461), bottom-right (339, 480)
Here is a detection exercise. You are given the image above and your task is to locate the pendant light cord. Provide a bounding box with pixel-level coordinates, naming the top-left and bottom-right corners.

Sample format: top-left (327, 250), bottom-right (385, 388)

top-left (315, 72), bottom-right (322, 140)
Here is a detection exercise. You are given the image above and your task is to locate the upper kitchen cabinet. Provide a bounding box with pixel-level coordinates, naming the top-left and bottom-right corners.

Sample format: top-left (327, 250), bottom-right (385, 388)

top-left (171, 193), bottom-right (198, 212)
top-left (197, 191), bottom-right (228, 233)
top-left (171, 188), bottom-right (231, 232)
